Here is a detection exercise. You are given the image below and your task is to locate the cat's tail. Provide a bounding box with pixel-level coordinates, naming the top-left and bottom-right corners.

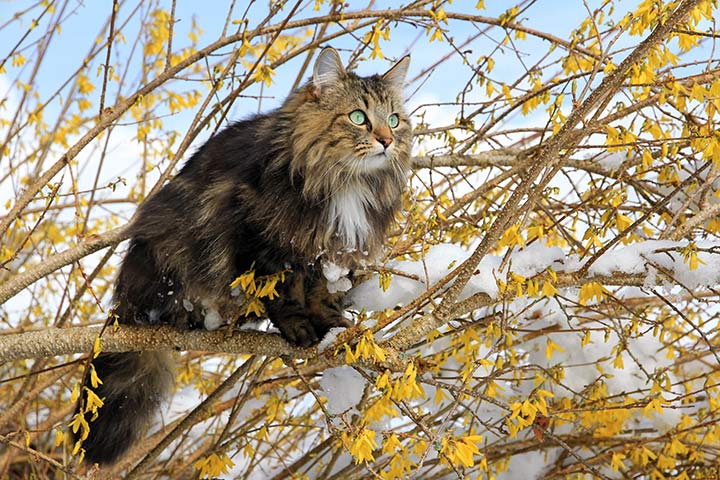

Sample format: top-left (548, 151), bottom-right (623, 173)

top-left (73, 351), bottom-right (175, 465)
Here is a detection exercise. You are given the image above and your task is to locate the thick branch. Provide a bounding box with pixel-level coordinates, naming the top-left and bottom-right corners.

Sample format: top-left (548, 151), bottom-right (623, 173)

top-left (411, 151), bottom-right (622, 176)
top-left (411, 150), bottom-right (521, 169)
top-left (0, 325), bottom-right (310, 363)
top-left (0, 270), bottom-right (654, 364)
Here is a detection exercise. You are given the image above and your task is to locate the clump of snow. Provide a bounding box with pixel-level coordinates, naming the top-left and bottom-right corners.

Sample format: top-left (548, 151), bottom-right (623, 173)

top-left (147, 309), bottom-right (161, 323)
top-left (318, 366), bottom-right (367, 415)
top-left (200, 301), bottom-right (224, 331)
top-left (506, 242), bottom-right (565, 277)
top-left (518, 304), bottom-right (687, 434)
top-left (587, 240), bottom-right (675, 277)
top-left (499, 449), bottom-right (558, 479)
top-left (327, 276), bottom-right (352, 293)
top-left (351, 243), bottom-right (566, 311)
top-left (350, 240), bottom-right (720, 312)
top-left (317, 327), bottom-right (347, 353)
top-left (322, 261), bottom-right (348, 282)
top-left (238, 318), bottom-right (274, 332)
top-left (462, 255), bottom-right (501, 300)
top-left (525, 328), bottom-right (672, 395)
top-left (587, 240), bottom-right (720, 290)
top-left (322, 261), bottom-right (352, 293)
top-left (349, 243), bottom-right (502, 311)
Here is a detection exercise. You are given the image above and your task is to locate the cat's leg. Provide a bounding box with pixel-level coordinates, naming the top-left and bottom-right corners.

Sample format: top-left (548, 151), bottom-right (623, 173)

top-left (265, 271), bottom-right (320, 347)
top-left (113, 238), bottom-right (203, 329)
top-left (265, 270), bottom-right (352, 346)
top-left (305, 275), bottom-right (352, 337)
top-left (266, 300), bottom-right (319, 347)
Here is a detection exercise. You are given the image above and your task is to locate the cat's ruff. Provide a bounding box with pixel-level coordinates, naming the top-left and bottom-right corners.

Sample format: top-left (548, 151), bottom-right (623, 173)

top-left (328, 180), bottom-right (377, 250)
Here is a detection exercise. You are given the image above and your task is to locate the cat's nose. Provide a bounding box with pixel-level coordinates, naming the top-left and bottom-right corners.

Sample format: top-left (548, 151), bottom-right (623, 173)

top-left (375, 136), bottom-right (393, 149)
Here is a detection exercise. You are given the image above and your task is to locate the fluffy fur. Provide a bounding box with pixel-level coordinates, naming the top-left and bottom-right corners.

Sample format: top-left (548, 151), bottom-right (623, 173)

top-left (75, 48), bottom-right (412, 465)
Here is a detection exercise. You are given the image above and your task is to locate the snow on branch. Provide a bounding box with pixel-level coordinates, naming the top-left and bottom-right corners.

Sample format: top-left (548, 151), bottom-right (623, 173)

top-left (5, 235), bottom-right (713, 365)
top-left (351, 240), bottom-right (720, 313)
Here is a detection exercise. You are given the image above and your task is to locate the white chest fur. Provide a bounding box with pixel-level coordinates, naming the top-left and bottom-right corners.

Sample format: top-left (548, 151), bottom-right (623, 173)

top-left (328, 183), bottom-right (376, 250)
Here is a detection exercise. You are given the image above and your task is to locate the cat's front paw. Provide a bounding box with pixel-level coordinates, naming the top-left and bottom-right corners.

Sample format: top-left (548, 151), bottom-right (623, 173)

top-left (276, 315), bottom-right (319, 348)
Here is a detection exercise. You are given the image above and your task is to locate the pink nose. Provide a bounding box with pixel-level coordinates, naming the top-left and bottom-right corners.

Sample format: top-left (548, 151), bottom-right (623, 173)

top-left (376, 136), bottom-right (393, 148)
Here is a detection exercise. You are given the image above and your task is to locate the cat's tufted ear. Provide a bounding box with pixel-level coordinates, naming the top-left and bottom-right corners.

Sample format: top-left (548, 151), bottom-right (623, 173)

top-left (382, 55), bottom-right (410, 90)
top-left (312, 47), bottom-right (346, 89)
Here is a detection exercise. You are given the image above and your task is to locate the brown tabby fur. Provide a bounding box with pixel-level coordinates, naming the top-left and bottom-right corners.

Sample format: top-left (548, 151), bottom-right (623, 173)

top-left (74, 48), bottom-right (412, 465)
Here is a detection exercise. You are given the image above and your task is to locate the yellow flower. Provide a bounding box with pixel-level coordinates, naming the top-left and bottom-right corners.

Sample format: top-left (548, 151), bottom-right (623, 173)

top-left (68, 413), bottom-right (90, 441)
top-left (349, 428), bottom-right (378, 463)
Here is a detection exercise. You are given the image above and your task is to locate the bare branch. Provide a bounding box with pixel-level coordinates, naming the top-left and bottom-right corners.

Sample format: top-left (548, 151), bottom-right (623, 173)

top-left (0, 325), bottom-right (310, 363)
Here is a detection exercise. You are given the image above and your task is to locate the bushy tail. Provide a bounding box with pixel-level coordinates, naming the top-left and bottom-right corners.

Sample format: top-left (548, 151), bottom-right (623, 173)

top-left (74, 351), bottom-right (174, 465)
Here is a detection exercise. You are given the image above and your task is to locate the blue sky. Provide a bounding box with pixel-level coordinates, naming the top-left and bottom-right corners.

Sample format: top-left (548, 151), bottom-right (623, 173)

top-left (1, 0), bottom-right (592, 118)
top-left (6, 0), bottom-right (701, 204)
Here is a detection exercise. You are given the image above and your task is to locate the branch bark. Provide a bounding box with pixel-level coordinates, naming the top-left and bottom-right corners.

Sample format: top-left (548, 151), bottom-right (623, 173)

top-left (0, 268), bottom-right (660, 366)
top-left (0, 324), bottom-right (310, 363)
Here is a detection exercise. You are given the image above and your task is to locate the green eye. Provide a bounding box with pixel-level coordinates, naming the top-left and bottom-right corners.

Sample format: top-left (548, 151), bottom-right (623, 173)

top-left (388, 113), bottom-right (400, 128)
top-left (349, 109), bottom-right (367, 125)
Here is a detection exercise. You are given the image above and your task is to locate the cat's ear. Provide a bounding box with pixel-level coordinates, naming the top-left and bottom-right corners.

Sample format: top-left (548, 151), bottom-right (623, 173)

top-left (312, 47), bottom-right (346, 89)
top-left (382, 55), bottom-right (410, 89)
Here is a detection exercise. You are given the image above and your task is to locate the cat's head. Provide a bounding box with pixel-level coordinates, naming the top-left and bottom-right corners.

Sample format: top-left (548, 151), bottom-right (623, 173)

top-left (288, 48), bottom-right (412, 198)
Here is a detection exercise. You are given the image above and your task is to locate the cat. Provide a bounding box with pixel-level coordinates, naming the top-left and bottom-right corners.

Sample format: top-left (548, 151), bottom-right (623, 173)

top-left (73, 47), bottom-right (411, 465)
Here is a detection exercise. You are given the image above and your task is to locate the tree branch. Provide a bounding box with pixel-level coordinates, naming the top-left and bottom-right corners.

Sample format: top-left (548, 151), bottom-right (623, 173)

top-left (0, 269), bottom-right (657, 365)
top-left (0, 225), bottom-right (129, 306)
top-left (0, 325), bottom-right (310, 363)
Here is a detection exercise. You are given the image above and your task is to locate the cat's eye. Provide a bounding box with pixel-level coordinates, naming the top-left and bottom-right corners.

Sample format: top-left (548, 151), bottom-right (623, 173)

top-left (349, 109), bottom-right (367, 125)
top-left (388, 113), bottom-right (400, 129)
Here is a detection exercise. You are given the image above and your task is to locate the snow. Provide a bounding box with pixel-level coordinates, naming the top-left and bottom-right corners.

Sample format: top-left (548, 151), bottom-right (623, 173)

top-left (586, 240), bottom-right (674, 277)
top-left (349, 243), bottom-right (501, 311)
top-left (147, 309), bottom-right (160, 323)
top-left (592, 151), bottom-right (629, 172)
top-left (524, 327), bottom-right (676, 397)
top-left (322, 261), bottom-right (353, 293)
top-left (318, 366), bottom-right (367, 415)
top-left (347, 238), bottom-right (719, 445)
top-left (350, 240), bottom-right (720, 311)
top-left (317, 326), bottom-right (347, 353)
top-left (499, 449), bottom-right (559, 479)
top-left (587, 240), bottom-right (720, 290)
top-left (201, 302), bottom-right (224, 331)
top-left (322, 261), bottom-right (348, 282)
top-left (506, 242), bottom-right (566, 277)
top-left (327, 276), bottom-right (352, 293)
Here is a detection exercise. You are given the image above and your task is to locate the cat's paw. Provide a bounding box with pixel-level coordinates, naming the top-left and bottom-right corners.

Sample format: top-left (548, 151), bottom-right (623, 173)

top-left (277, 316), bottom-right (319, 348)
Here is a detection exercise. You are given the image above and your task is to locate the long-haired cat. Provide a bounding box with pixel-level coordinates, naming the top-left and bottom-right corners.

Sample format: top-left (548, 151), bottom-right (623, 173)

top-left (74, 47), bottom-right (411, 464)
